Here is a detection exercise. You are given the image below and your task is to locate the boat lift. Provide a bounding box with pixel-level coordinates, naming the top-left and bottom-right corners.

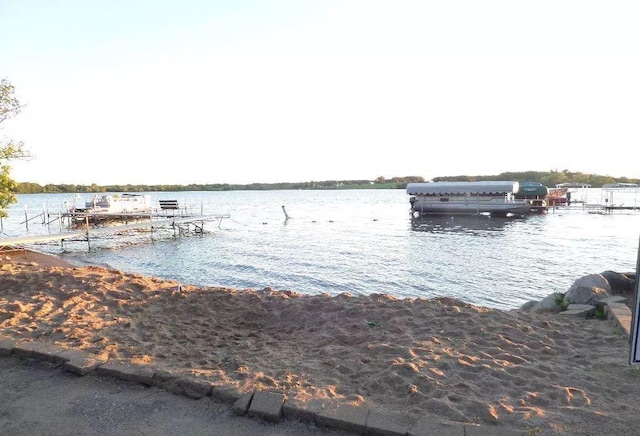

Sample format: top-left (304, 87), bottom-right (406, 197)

top-left (601, 183), bottom-right (640, 210)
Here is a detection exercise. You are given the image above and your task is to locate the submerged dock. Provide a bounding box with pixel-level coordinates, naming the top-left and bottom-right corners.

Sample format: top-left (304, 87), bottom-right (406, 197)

top-left (0, 212), bottom-right (230, 251)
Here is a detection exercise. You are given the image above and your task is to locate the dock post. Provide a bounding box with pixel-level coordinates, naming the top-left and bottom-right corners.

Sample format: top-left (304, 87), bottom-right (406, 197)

top-left (85, 216), bottom-right (91, 250)
top-left (282, 205), bottom-right (290, 221)
top-left (24, 205), bottom-right (29, 231)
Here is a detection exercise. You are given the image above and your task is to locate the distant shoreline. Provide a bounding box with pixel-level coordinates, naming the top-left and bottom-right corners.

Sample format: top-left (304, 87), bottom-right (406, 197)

top-left (14, 170), bottom-right (640, 195)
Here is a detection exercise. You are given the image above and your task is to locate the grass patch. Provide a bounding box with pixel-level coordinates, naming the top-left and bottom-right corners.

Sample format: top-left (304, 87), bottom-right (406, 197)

top-left (593, 304), bottom-right (607, 320)
top-left (554, 293), bottom-right (569, 310)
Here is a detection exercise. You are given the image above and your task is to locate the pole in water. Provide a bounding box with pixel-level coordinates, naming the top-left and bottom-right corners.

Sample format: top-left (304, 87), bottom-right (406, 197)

top-left (282, 205), bottom-right (290, 220)
top-left (85, 216), bottom-right (90, 251)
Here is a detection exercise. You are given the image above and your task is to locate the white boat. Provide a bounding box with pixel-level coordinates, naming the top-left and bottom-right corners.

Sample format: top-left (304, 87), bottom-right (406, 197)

top-left (406, 181), bottom-right (532, 217)
top-left (85, 193), bottom-right (153, 214)
top-left (65, 193), bottom-right (153, 215)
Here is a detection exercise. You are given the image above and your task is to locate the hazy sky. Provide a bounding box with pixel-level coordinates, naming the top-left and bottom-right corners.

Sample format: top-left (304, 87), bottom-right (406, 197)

top-left (1, 1), bottom-right (639, 185)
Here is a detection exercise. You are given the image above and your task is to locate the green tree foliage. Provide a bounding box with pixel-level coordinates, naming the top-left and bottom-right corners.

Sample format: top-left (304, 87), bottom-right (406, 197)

top-left (434, 170), bottom-right (638, 188)
top-left (12, 172), bottom-right (640, 195)
top-left (1, 78), bottom-right (30, 217)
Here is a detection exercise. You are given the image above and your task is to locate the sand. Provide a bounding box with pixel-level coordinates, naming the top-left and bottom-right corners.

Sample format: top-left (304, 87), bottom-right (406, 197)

top-left (1, 247), bottom-right (640, 435)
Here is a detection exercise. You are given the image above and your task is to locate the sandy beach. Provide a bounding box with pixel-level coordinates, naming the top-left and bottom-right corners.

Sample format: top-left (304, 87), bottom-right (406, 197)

top-left (1, 247), bottom-right (639, 435)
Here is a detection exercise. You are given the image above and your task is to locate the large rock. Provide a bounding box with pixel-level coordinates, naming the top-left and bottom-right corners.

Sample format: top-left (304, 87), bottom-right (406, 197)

top-left (519, 300), bottom-right (537, 312)
top-left (600, 270), bottom-right (636, 295)
top-left (529, 293), bottom-right (564, 313)
top-left (564, 274), bottom-right (611, 306)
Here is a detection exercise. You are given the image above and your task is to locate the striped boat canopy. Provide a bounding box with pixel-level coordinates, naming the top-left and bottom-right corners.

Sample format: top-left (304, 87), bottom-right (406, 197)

top-left (406, 181), bottom-right (519, 196)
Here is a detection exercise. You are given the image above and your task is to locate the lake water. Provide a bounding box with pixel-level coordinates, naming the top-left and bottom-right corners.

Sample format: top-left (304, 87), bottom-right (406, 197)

top-left (3, 189), bottom-right (640, 310)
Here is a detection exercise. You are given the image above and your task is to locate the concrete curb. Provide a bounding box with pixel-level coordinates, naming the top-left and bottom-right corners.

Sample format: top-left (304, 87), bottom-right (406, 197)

top-left (96, 360), bottom-right (155, 386)
top-left (0, 336), bottom-right (534, 435)
top-left (607, 302), bottom-right (632, 337)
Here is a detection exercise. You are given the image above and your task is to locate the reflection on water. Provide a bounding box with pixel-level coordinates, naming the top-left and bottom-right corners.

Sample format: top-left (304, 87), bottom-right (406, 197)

top-left (410, 214), bottom-right (520, 235)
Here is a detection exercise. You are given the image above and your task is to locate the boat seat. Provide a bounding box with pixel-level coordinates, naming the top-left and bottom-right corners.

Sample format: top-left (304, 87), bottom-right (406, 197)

top-left (159, 200), bottom-right (180, 210)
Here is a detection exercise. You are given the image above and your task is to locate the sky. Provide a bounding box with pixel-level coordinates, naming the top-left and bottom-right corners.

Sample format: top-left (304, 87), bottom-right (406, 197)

top-left (1, 0), bottom-right (639, 186)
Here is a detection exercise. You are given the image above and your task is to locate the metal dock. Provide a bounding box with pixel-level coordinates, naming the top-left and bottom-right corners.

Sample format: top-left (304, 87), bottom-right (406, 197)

top-left (1, 213), bottom-right (230, 251)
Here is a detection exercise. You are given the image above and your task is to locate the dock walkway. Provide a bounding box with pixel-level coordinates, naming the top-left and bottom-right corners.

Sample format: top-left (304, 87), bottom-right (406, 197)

top-left (0, 231), bottom-right (86, 247)
top-left (1, 213), bottom-right (229, 250)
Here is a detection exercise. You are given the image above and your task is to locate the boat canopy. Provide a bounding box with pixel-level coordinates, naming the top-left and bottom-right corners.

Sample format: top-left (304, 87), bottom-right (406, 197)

top-left (406, 181), bottom-right (519, 196)
top-left (555, 182), bottom-right (591, 188)
top-left (602, 183), bottom-right (639, 190)
top-left (515, 182), bottom-right (549, 197)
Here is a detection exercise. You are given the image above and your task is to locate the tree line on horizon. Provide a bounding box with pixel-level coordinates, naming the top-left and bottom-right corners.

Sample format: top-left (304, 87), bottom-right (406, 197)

top-left (12, 170), bottom-right (640, 194)
top-left (432, 170), bottom-right (640, 188)
top-left (14, 176), bottom-right (424, 194)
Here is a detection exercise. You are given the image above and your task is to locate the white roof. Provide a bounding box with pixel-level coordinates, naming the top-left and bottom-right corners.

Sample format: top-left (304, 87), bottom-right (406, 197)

top-left (602, 183), bottom-right (639, 189)
top-left (555, 182), bottom-right (591, 188)
top-left (406, 181), bottom-right (519, 196)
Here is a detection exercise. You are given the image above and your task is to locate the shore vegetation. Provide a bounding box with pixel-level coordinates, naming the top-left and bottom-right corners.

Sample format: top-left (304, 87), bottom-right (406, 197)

top-left (14, 170), bottom-right (640, 195)
top-left (1, 78), bottom-right (30, 217)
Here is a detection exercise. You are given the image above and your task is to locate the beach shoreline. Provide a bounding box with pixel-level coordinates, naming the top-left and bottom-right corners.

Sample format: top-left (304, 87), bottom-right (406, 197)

top-left (2, 247), bottom-right (640, 434)
top-left (0, 246), bottom-right (78, 268)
